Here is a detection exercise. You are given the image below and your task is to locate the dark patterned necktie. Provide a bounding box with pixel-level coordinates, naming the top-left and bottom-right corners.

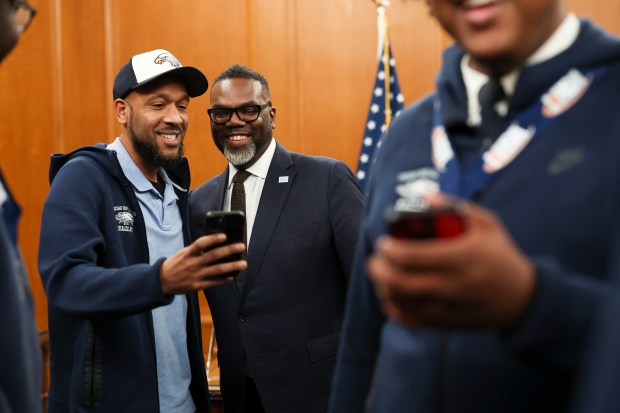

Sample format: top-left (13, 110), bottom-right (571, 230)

top-left (478, 78), bottom-right (507, 143)
top-left (230, 170), bottom-right (251, 291)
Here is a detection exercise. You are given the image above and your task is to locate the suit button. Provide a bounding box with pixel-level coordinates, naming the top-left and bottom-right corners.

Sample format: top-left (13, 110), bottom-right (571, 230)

top-left (238, 314), bottom-right (246, 322)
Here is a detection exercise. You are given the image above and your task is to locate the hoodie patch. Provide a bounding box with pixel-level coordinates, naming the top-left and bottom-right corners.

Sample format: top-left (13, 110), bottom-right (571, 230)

top-left (393, 167), bottom-right (440, 212)
top-left (114, 206), bottom-right (136, 232)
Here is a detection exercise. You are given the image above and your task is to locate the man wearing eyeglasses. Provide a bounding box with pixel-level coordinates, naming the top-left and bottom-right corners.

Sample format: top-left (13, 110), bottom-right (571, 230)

top-left (190, 64), bottom-right (364, 413)
top-left (0, 1), bottom-right (41, 412)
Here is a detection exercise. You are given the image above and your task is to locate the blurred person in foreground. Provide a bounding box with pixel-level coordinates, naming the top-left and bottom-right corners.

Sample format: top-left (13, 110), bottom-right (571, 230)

top-left (329, 0), bottom-right (620, 412)
top-left (190, 64), bottom-right (364, 413)
top-left (0, 0), bottom-right (42, 412)
top-left (38, 49), bottom-right (245, 412)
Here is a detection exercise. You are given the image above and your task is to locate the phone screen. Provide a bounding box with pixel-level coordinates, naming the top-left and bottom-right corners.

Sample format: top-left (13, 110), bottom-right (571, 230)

top-left (385, 206), bottom-right (465, 240)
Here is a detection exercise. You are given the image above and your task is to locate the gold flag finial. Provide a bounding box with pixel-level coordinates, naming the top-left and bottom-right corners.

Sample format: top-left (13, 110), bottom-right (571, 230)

top-left (371, 0), bottom-right (391, 8)
top-left (371, 0), bottom-right (393, 125)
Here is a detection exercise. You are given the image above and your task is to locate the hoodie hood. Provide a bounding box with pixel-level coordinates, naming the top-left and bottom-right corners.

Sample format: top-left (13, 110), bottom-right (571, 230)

top-left (49, 144), bottom-right (115, 185)
top-left (48, 143), bottom-right (191, 190)
top-left (436, 19), bottom-right (620, 128)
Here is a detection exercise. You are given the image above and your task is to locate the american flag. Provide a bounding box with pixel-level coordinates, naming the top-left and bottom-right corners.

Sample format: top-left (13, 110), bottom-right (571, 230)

top-left (355, 33), bottom-right (405, 192)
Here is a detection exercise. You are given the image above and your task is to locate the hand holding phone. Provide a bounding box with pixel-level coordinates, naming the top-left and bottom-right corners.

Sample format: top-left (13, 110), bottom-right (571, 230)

top-left (385, 205), bottom-right (466, 240)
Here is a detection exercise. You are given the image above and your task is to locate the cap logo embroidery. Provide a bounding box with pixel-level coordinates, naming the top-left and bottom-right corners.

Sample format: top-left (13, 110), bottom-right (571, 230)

top-left (113, 49), bottom-right (207, 100)
top-left (154, 52), bottom-right (181, 68)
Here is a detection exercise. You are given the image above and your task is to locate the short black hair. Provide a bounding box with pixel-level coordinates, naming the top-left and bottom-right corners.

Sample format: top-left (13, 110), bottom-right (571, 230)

top-left (212, 64), bottom-right (271, 99)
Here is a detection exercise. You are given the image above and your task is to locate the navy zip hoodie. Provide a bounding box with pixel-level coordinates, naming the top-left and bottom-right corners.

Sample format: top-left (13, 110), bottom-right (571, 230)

top-left (330, 19), bottom-right (620, 413)
top-left (39, 144), bottom-right (210, 412)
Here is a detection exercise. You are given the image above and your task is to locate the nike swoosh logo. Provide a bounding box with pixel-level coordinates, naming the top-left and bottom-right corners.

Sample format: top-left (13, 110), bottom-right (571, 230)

top-left (548, 147), bottom-right (586, 175)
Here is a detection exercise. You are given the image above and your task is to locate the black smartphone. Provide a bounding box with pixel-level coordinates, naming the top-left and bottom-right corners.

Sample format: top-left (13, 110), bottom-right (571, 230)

top-left (203, 210), bottom-right (246, 276)
top-left (385, 205), bottom-right (466, 240)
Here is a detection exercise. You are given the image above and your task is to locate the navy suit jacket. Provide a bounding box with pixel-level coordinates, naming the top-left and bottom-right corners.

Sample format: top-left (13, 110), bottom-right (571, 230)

top-left (190, 142), bottom-right (364, 413)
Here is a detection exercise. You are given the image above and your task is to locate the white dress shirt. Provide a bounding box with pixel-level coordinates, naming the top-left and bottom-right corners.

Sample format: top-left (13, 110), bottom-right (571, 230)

top-left (224, 138), bottom-right (277, 249)
top-left (461, 13), bottom-right (581, 126)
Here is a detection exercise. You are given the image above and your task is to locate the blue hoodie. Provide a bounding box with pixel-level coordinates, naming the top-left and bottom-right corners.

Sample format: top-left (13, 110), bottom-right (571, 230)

top-left (0, 170), bottom-right (42, 413)
top-left (38, 144), bottom-right (210, 412)
top-left (329, 20), bottom-right (620, 413)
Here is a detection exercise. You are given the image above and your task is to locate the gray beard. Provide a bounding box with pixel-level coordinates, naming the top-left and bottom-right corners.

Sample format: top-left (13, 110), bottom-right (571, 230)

top-left (224, 142), bottom-right (256, 166)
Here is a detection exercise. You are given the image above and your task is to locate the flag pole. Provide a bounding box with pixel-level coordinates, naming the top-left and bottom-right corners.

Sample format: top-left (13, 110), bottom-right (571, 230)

top-left (357, 0), bottom-right (404, 189)
top-left (373, 0), bottom-right (392, 126)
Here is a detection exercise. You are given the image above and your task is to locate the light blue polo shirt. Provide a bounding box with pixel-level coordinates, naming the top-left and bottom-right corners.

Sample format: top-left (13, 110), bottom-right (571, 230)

top-left (108, 138), bottom-right (195, 413)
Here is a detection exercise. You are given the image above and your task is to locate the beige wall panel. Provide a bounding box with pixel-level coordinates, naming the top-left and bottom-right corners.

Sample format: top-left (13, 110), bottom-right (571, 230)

top-left (387, 0), bottom-right (444, 103)
top-left (249, 0), bottom-right (301, 164)
top-left (58, 0), bottom-right (109, 151)
top-left (292, 0), bottom-right (377, 164)
top-left (568, 0), bottom-right (620, 34)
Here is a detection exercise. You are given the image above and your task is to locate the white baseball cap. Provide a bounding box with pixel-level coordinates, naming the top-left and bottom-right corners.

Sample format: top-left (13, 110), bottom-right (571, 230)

top-left (112, 49), bottom-right (208, 100)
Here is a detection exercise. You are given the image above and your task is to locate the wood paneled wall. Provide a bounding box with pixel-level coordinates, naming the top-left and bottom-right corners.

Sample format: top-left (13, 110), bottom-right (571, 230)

top-left (0, 0), bottom-right (618, 331)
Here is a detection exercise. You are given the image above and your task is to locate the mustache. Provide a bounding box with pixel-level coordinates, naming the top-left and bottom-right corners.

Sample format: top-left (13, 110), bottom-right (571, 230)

top-left (223, 127), bottom-right (251, 135)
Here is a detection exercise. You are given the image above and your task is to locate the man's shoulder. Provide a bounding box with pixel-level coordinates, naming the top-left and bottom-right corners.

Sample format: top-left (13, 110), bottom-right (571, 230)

top-left (50, 144), bottom-right (114, 180)
top-left (190, 171), bottom-right (227, 198)
top-left (285, 153), bottom-right (360, 189)
top-left (392, 94), bottom-right (436, 129)
top-left (281, 151), bottom-right (363, 200)
top-left (272, 141), bottom-right (349, 169)
top-left (376, 94), bottom-right (436, 156)
top-left (286, 150), bottom-right (351, 173)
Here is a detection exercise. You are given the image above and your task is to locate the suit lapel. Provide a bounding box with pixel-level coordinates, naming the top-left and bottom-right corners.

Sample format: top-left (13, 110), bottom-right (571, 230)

top-left (211, 169), bottom-right (229, 210)
top-left (239, 144), bottom-right (296, 305)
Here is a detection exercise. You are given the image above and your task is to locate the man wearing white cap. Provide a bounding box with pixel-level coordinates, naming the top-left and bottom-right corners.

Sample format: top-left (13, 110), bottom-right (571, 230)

top-left (38, 49), bottom-right (246, 412)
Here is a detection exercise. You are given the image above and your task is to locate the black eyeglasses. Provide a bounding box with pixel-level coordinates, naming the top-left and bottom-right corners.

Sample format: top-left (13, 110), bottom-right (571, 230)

top-left (14, 0), bottom-right (37, 33)
top-left (207, 103), bottom-right (271, 125)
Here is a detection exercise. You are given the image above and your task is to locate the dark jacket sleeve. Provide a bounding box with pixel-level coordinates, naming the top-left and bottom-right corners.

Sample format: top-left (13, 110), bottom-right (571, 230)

top-left (502, 256), bottom-right (614, 374)
top-left (0, 222), bottom-right (42, 413)
top-left (328, 192), bottom-right (386, 412)
top-left (38, 157), bottom-right (172, 320)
